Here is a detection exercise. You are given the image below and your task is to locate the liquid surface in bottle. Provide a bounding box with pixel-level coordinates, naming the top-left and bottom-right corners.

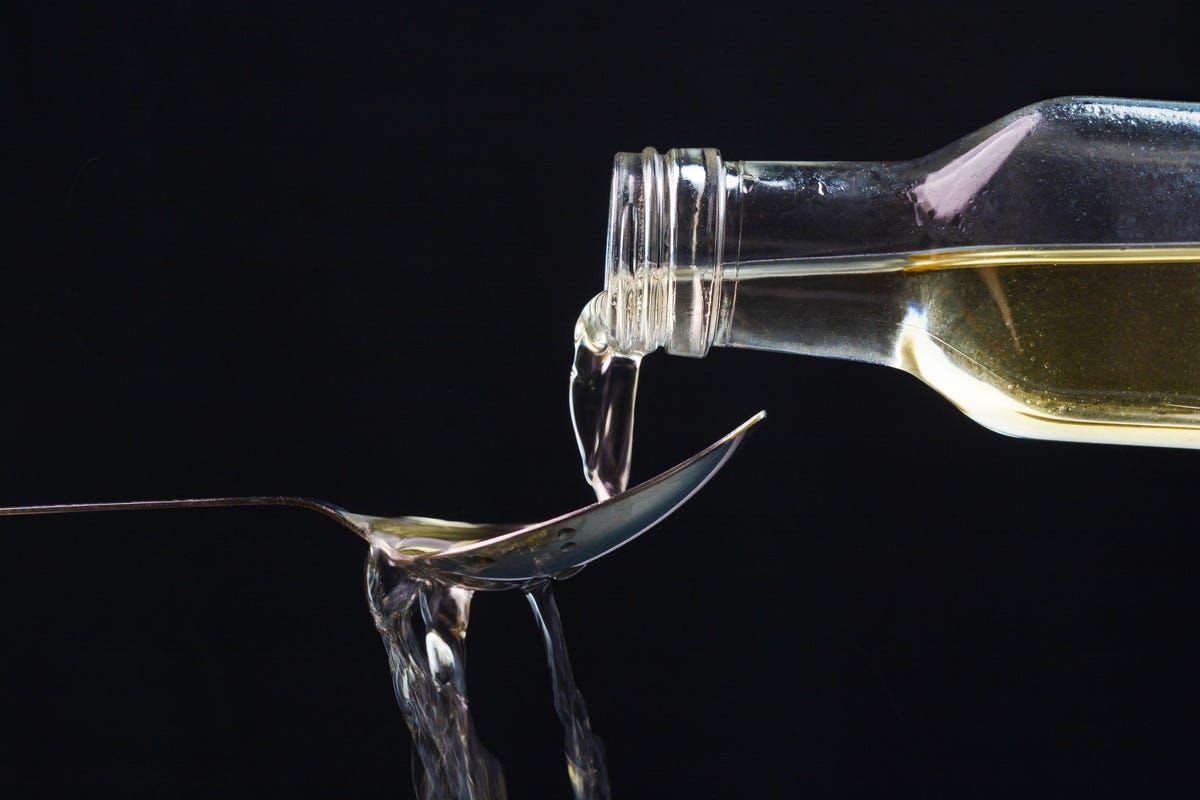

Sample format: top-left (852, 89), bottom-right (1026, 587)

top-left (725, 245), bottom-right (1200, 447)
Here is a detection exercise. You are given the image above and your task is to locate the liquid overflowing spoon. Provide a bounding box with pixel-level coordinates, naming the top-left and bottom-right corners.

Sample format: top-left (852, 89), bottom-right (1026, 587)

top-left (1, 412), bottom-right (763, 800)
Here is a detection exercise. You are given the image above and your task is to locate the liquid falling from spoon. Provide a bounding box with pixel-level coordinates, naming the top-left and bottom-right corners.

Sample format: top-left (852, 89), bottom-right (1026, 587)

top-left (367, 546), bottom-right (506, 800)
top-left (526, 581), bottom-right (612, 800)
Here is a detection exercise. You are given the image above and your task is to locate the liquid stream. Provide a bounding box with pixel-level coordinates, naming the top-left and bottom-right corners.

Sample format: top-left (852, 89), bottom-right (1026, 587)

top-left (569, 300), bottom-right (642, 501)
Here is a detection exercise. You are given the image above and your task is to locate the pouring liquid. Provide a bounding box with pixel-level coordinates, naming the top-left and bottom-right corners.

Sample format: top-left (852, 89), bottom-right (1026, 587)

top-left (360, 296), bottom-right (638, 800)
top-left (570, 298), bottom-right (642, 501)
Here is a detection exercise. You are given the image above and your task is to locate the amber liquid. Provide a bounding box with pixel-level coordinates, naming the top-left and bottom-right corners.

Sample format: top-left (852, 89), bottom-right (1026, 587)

top-left (725, 245), bottom-right (1200, 447)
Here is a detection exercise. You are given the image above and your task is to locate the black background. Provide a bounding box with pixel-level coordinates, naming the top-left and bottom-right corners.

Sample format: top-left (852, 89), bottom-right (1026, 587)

top-left (4, 2), bottom-right (1200, 798)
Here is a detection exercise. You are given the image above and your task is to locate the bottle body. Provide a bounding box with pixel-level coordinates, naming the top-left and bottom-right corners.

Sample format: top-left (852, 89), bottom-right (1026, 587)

top-left (596, 97), bottom-right (1200, 447)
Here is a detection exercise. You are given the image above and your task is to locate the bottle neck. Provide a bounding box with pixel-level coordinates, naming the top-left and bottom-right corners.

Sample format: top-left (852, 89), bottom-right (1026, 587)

top-left (602, 148), bottom-right (725, 356)
top-left (602, 148), bottom-right (919, 358)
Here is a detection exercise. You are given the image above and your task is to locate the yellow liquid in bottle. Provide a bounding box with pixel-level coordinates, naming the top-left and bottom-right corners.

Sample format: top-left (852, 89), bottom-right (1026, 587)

top-left (723, 244), bottom-right (1200, 447)
top-left (894, 245), bottom-right (1200, 446)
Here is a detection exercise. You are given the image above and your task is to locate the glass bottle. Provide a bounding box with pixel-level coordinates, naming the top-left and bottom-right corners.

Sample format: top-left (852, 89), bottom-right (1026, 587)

top-left (591, 96), bottom-right (1200, 448)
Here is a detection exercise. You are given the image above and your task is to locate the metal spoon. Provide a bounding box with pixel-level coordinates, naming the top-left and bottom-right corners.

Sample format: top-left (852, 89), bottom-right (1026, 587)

top-left (0, 411), bottom-right (764, 585)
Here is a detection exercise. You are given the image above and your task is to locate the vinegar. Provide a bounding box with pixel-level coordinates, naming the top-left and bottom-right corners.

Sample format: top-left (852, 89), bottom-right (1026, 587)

top-left (721, 245), bottom-right (1200, 447)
